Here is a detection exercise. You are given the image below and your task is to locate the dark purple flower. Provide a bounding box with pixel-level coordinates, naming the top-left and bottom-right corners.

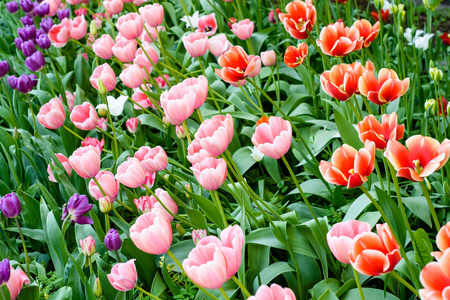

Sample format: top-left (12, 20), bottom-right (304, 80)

top-left (0, 61), bottom-right (10, 78)
top-left (35, 28), bottom-right (46, 39)
top-left (104, 228), bottom-right (122, 251)
top-left (40, 17), bottom-right (53, 33)
top-left (34, 2), bottom-right (49, 17)
top-left (14, 37), bottom-right (24, 49)
top-left (21, 40), bottom-right (36, 57)
top-left (6, 1), bottom-right (19, 13)
top-left (57, 8), bottom-right (70, 21)
top-left (0, 193), bottom-right (21, 218)
top-left (17, 74), bottom-right (34, 93)
top-left (30, 74), bottom-right (38, 87)
top-left (25, 51), bottom-right (45, 72)
top-left (18, 25), bottom-right (36, 41)
top-left (19, 0), bottom-right (33, 12)
top-left (20, 15), bottom-right (34, 26)
top-left (61, 193), bottom-right (93, 225)
top-left (8, 75), bottom-right (18, 89)
top-left (36, 34), bottom-right (50, 49)
top-left (0, 259), bottom-right (10, 285)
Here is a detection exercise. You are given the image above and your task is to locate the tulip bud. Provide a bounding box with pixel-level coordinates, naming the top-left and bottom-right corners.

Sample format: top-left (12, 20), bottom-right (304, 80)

top-left (429, 60), bottom-right (435, 68)
top-left (398, 4), bottom-right (405, 11)
top-left (249, 146), bottom-right (264, 162)
top-left (176, 223), bottom-right (186, 237)
top-left (391, 4), bottom-right (398, 13)
top-left (185, 183), bottom-right (192, 199)
top-left (97, 106), bottom-right (107, 117)
top-left (398, 26), bottom-right (404, 36)
top-left (374, 0), bottom-right (384, 10)
top-left (80, 236), bottom-right (96, 256)
top-left (99, 196), bottom-right (112, 213)
top-left (97, 79), bottom-right (107, 96)
top-left (0, 193), bottom-right (22, 218)
top-left (425, 177), bottom-right (432, 191)
top-left (162, 116), bottom-right (169, 127)
top-left (175, 125), bottom-right (186, 139)
top-left (430, 67), bottom-right (443, 82)
top-left (401, 11), bottom-right (406, 21)
top-left (192, 229), bottom-right (207, 245)
top-left (164, 174), bottom-right (170, 181)
top-left (425, 99), bottom-right (436, 115)
top-left (94, 277), bottom-right (102, 298)
top-left (395, 44), bottom-right (400, 54)
top-left (90, 20), bottom-right (97, 36)
top-left (13, 127), bottom-right (19, 140)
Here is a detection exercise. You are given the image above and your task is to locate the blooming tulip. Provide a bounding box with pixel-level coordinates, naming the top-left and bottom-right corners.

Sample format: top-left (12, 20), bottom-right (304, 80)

top-left (349, 61), bottom-right (375, 90)
top-left (0, 193), bottom-right (21, 218)
top-left (231, 19), bottom-right (254, 40)
top-left (0, 61), bottom-right (9, 78)
top-left (284, 43), bottom-right (308, 68)
top-left (130, 211), bottom-right (173, 254)
top-left (70, 16), bottom-right (88, 40)
top-left (317, 21), bottom-right (362, 56)
top-left (6, 266), bottom-right (30, 300)
top-left (327, 220), bottom-right (372, 264)
top-left (61, 193), bottom-right (93, 224)
top-left (432, 222), bottom-right (450, 260)
top-left (261, 50), bottom-right (277, 67)
top-left (319, 140), bottom-right (375, 188)
top-left (215, 46), bottom-right (261, 86)
top-left (358, 68), bottom-right (410, 105)
top-left (37, 98), bottom-right (65, 129)
top-left (187, 140), bottom-right (215, 165)
top-left (112, 39), bottom-right (137, 63)
top-left (120, 64), bottom-right (144, 89)
top-left (320, 64), bottom-right (358, 101)
top-left (251, 116), bottom-right (292, 159)
top-left (105, 228), bottom-right (122, 251)
top-left (25, 51), bottom-right (45, 72)
top-left (208, 34), bottom-right (233, 57)
top-left (194, 114), bottom-right (234, 156)
top-left (140, 24), bottom-right (165, 43)
top-left (357, 113), bottom-right (404, 150)
top-left (90, 64), bottom-right (117, 92)
top-left (89, 171), bottom-right (119, 201)
top-left (132, 85), bottom-right (156, 110)
top-left (80, 236), bottom-right (96, 256)
top-left (135, 146), bottom-right (168, 172)
top-left (182, 32), bottom-right (208, 57)
top-left (141, 171), bottom-right (156, 189)
top-left (249, 284), bottom-right (296, 300)
top-left (160, 83), bottom-right (196, 125)
top-left (70, 102), bottom-right (99, 131)
top-left (372, 9), bottom-right (389, 22)
top-left (139, 4), bottom-right (164, 27)
top-left (349, 224), bottom-right (401, 276)
top-left (197, 13), bottom-right (217, 36)
top-left (21, 40), bottom-right (36, 57)
top-left (191, 157), bottom-right (227, 191)
top-left (133, 188), bottom-right (178, 220)
top-left (107, 259), bottom-right (137, 292)
top-left (69, 146), bottom-right (101, 178)
top-left (279, 0), bottom-right (316, 40)
top-left (6, 1), bottom-right (19, 13)
top-left (17, 74), bottom-right (34, 94)
top-left (60, 91), bottom-right (75, 113)
top-left (115, 157), bottom-right (146, 188)
top-left (116, 13), bottom-right (144, 40)
top-left (384, 135), bottom-right (450, 181)
top-left (92, 34), bottom-right (115, 59)
top-left (81, 137), bottom-right (105, 152)
top-left (134, 42), bottom-right (159, 68)
top-left (353, 19), bottom-right (380, 48)
top-left (48, 18), bottom-right (71, 47)
top-left (47, 153), bottom-right (72, 182)
top-left (419, 248), bottom-right (450, 300)
top-left (0, 259), bottom-right (10, 286)
top-left (103, 0), bottom-right (123, 15)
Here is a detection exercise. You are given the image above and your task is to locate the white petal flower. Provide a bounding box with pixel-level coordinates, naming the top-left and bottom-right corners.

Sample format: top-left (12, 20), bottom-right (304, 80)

top-left (106, 95), bottom-right (128, 116)
top-left (414, 33), bottom-right (434, 51)
top-left (180, 11), bottom-right (199, 28)
top-left (404, 28), bottom-right (413, 44)
top-left (248, 146), bottom-right (264, 162)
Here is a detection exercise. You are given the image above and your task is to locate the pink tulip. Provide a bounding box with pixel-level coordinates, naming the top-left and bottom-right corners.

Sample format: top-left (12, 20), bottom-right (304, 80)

top-left (6, 266), bottom-right (30, 300)
top-left (89, 170), bottom-right (119, 201)
top-left (260, 50), bottom-right (277, 67)
top-left (141, 171), bottom-right (156, 189)
top-left (132, 84), bottom-right (157, 110)
top-left (182, 32), bottom-right (209, 58)
top-left (116, 13), bottom-right (144, 40)
top-left (48, 19), bottom-right (70, 48)
top-left (192, 229), bottom-right (207, 245)
top-left (104, 0), bottom-right (123, 15)
top-left (208, 34), bottom-right (233, 57)
top-left (81, 137), bottom-right (104, 152)
top-left (97, 118), bottom-right (107, 131)
top-left (126, 117), bottom-right (140, 134)
top-left (187, 140), bottom-right (214, 165)
top-left (130, 211), bottom-right (173, 254)
top-left (67, 0), bottom-right (82, 4)
top-left (135, 145), bottom-right (168, 172)
top-left (37, 98), bottom-right (65, 129)
top-left (251, 116), bottom-right (292, 159)
top-left (47, 153), bottom-right (72, 182)
top-left (107, 259), bottom-right (137, 292)
top-left (160, 83), bottom-right (196, 125)
top-left (42, 0), bottom-right (61, 17)
top-left (112, 39), bottom-right (137, 63)
top-left (248, 284), bottom-right (296, 300)
top-left (139, 3), bottom-right (164, 27)
top-left (197, 13), bottom-right (217, 36)
top-left (133, 0), bottom-right (147, 5)
top-left (182, 76), bottom-right (208, 109)
top-left (70, 102), bottom-right (99, 131)
top-left (327, 220), bottom-right (372, 264)
top-left (60, 91), bottom-right (75, 113)
top-left (194, 114), bottom-right (234, 156)
top-left (115, 157), bottom-right (146, 188)
top-left (80, 236), bottom-right (96, 256)
top-left (92, 34), bottom-right (115, 60)
top-left (156, 74), bottom-right (170, 89)
top-left (70, 16), bottom-right (87, 40)
top-left (120, 64), bottom-right (144, 89)
top-left (134, 42), bottom-right (159, 68)
top-left (69, 145), bottom-right (101, 178)
top-left (191, 157), bottom-right (227, 191)
top-left (231, 19), bottom-right (254, 40)
top-left (90, 64), bottom-right (117, 92)
top-left (133, 188), bottom-right (178, 220)
top-left (140, 24), bottom-right (165, 43)
top-left (183, 225), bottom-right (244, 289)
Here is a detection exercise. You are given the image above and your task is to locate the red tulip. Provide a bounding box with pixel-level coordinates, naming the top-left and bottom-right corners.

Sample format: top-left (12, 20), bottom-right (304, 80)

top-left (278, 0), bottom-right (316, 40)
top-left (371, 9), bottom-right (389, 22)
top-left (316, 21), bottom-right (362, 56)
top-left (284, 43), bottom-right (308, 68)
top-left (353, 19), bottom-right (380, 48)
top-left (357, 113), bottom-right (404, 150)
top-left (320, 64), bottom-right (358, 101)
top-left (440, 33), bottom-right (450, 46)
top-left (215, 46), bottom-right (261, 86)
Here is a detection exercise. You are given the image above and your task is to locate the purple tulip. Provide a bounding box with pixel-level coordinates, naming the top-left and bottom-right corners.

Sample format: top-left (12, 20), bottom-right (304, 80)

top-left (104, 228), bottom-right (122, 251)
top-left (30, 74), bottom-right (38, 87)
top-left (20, 15), bottom-right (34, 26)
top-left (35, 28), bottom-right (46, 39)
top-left (36, 34), bottom-right (50, 49)
top-left (40, 17), bottom-right (53, 33)
top-left (0, 193), bottom-right (21, 218)
top-left (0, 61), bottom-right (10, 78)
top-left (0, 259), bottom-right (10, 285)
top-left (21, 40), bottom-right (36, 57)
top-left (19, 0), bottom-right (33, 12)
top-left (17, 74), bottom-right (34, 93)
top-left (6, 1), bottom-right (19, 13)
top-left (61, 194), bottom-right (93, 225)
top-left (18, 25), bottom-right (36, 41)
top-left (34, 2), bottom-right (49, 17)
top-left (8, 75), bottom-right (18, 89)
top-left (25, 51), bottom-right (45, 72)
top-left (14, 37), bottom-right (24, 49)
top-left (57, 8), bottom-right (70, 21)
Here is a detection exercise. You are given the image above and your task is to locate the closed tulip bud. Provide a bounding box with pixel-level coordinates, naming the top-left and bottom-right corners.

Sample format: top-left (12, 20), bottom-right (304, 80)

top-left (104, 228), bottom-right (122, 251)
top-left (401, 11), bottom-right (406, 21)
top-left (177, 223), bottom-right (186, 237)
top-left (164, 174), bottom-right (170, 181)
top-left (176, 125), bottom-right (186, 139)
top-left (398, 26), bottom-right (403, 36)
top-left (90, 20), bottom-right (97, 35)
top-left (430, 67), bottom-right (443, 82)
top-left (425, 99), bottom-right (436, 115)
top-left (374, 0), bottom-right (384, 10)
top-left (97, 106), bottom-right (107, 117)
top-left (392, 4), bottom-right (398, 13)
top-left (94, 277), bottom-right (102, 298)
top-left (80, 236), bottom-right (96, 256)
top-left (185, 183), bottom-right (191, 198)
top-left (425, 177), bottom-right (432, 190)
top-left (0, 193), bottom-right (22, 218)
top-left (192, 229), bottom-right (207, 245)
top-left (13, 127), bottom-right (19, 140)
top-left (98, 79), bottom-right (107, 95)
top-left (99, 196), bottom-right (112, 213)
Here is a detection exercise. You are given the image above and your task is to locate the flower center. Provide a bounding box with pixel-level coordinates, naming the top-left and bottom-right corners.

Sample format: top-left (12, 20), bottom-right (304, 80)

top-left (205, 26), bottom-right (213, 32)
top-left (413, 159), bottom-right (423, 174)
top-left (348, 169), bottom-right (355, 175)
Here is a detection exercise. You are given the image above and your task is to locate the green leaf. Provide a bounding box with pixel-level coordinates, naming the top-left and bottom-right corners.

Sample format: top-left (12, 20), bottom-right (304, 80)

top-left (311, 278), bottom-right (341, 300)
top-left (251, 262), bottom-right (294, 291)
top-left (17, 282), bottom-right (39, 300)
top-left (413, 228), bottom-right (434, 268)
top-left (186, 207), bottom-right (208, 229)
top-left (189, 193), bottom-right (226, 229)
top-left (47, 287), bottom-right (73, 300)
top-left (121, 239), bottom-right (157, 290)
top-left (232, 147), bottom-right (256, 175)
top-left (334, 109), bottom-right (363, 150)
top-left (402, 197), bottom-right (432, 227)
top-left (341, 288), bottom-right (400, 300)
top-left (375, 187), bottom-right (406, 246)
top-left (46, 211), bottom-right (68, 277)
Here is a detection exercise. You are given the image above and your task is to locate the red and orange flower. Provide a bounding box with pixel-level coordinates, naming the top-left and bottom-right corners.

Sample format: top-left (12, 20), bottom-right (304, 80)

top-left (284, 43), bottom-right (308, 68)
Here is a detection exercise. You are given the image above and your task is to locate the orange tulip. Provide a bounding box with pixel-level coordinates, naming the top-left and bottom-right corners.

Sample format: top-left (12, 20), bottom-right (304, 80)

top-left (357, 113), bottom-right (404, 150)
top-left (316, 21), bottom-right (362, 57)
top-left (319, 140), bottom-right (375, 188)
top-left (349, 61), bottom-right (375, 93)
top-left (320, 64), bottom-right (358, 101)
top-left (358, 68), bottom-right (410, 105)
top-left (278, 0), bottom-right (316, 40)
top-left (284, 43), bottom-right (308, 68)
top-left (353, 19), bottom-right (380, 48)
top-left (349, 223), bottom-right (401, 276)
top-left (433, 222), bottom-right (450, 260)
top-left (419, 248), bottom-right (450, 300)
top-left (384, 135), bottom-right (450, 182)
top-left (215, 46), bottom-right (261, 86)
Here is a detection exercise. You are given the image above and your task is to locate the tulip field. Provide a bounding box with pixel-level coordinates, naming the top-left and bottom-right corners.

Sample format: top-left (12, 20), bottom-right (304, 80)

top-left (1, 0), bottom-right (450, 299)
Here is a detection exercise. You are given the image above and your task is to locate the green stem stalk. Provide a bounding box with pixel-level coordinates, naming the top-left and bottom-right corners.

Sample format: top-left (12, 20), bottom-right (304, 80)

top-left (15, 217), bottom-right (30, 276)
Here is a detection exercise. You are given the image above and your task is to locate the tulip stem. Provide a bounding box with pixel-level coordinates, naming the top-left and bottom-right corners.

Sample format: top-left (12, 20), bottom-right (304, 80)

top-left (212, 190), bottom-right (228, 229)
top-left (420, 181), bottom-right (441, 231)
top-left (182, 121), bottom-right (192, 143)
top-left (352, 267), bottom-right (365, 300)
top-left (14, 217), bottom-right (30, 276)
top-left (62, 125), bottom-right (84, 141)
top-left (111, 206), bottom-right (127, 223)
top-left (374, 161), bottom-right (385, 191)
top-left (26, 94), bottom-right (37, 131)
top-left (390, 271), bottom-right (419, 296)
top-left (219, 287), bottom-right (230, 300)
top-left (105, 214), bottom-right (110, 232)
top-left (114, 250), bottom-right (121, 262)
top-left (99, 93), bottom-right (119, 162)
top-left (237, 82), bottom-right (265, 116)
top-left (231, 276), bottom-right (251, 298)
top-left (134, 285), bottom-right (161, 300)
top-left (88, 256), bottom-right (93, 275)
